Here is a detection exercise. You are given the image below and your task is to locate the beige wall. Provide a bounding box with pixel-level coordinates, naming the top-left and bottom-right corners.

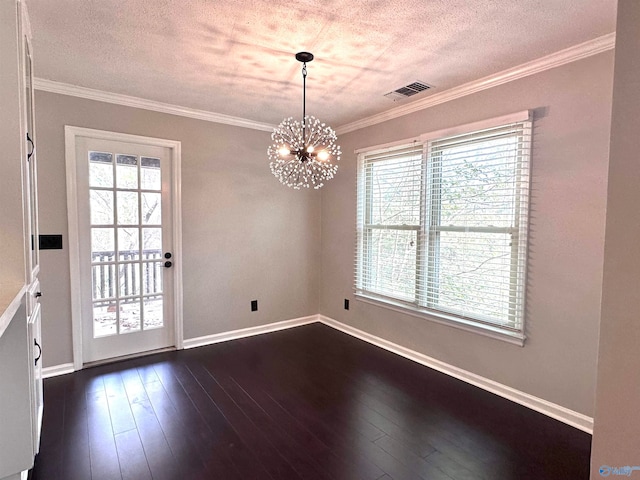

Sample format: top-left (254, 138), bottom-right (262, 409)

top-left (34, 48), bottom-right (616, 420)
top-left (591, 0), bottom-right (640, 475)
top-left (319, 51), bottom-right (614, 416)
top-left (35, 92), bottom-right (321, 367)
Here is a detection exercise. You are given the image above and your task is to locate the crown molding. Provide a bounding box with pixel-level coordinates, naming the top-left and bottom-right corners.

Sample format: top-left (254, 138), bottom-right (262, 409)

top-left (34, 32), bottom-right (615, 136)
top-left (336, 32), bottom-right (616, 135)
top-left (33, 78), bottom-right (276, 132)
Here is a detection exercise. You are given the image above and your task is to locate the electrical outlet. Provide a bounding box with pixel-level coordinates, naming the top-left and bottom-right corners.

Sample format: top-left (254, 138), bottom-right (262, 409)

top-left (344, 299), bottom-right (349, 310)
top-left (251, 300), bottom-right (258, 312)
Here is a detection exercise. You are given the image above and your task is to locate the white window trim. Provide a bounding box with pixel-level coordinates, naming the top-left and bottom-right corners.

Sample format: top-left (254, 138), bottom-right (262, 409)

top-left (418, 110), bottom-right (531, 142)
top-left (355, 111), bottom-right (532, 346)
top-left (354, 111), bottom-right (530, 155)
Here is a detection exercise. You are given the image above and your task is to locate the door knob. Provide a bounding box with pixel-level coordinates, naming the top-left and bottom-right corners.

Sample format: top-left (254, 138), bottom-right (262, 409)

top-left (164, 261), bottom-right (172, 268)
top-left (164, 252), bottom-right (172, 259)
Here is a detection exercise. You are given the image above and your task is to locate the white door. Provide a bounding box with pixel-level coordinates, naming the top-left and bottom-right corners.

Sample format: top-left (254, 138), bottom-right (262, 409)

top-left (74, 136), bottom-right (175, 363)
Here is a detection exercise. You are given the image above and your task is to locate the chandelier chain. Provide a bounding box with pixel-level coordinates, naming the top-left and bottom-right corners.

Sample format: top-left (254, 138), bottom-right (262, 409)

top-left (302, 62), bottom-right (307, 142)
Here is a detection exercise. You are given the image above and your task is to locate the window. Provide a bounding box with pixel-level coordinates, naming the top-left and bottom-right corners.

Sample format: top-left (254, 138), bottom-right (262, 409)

top-left (356, 112), bottom-right (532, 341)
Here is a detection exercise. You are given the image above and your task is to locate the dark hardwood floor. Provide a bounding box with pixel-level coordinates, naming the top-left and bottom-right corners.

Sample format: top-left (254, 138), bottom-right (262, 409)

top-left (31, 323), bottom-right (591, 480)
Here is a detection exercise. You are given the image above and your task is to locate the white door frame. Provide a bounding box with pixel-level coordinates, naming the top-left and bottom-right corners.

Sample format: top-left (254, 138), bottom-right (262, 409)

top-left (65, 126), bottom-right (183, 370)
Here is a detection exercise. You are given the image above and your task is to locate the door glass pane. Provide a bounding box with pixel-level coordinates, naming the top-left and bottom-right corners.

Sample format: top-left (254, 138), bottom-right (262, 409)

top-left (87, 146), bottom-right (168, 343)
top-left (93, 301), bottom-right (117, 337)
top-left (141, 157), bottom-right (161, 190)
top-left (143, 262), bottom-right (163, 295)
top-left (143, 297), bottom-right (163, 330)
top-left (90, 190), bottom-right (114, 224)
top-left (118, 263), bottom-right (140, 297)
top-left (117, 228), bottom-right (139, 259)
top-left (91, 228), bottom-right (115, 260)
top-left (92, 264), bottom-right (115, 300)
top-left (116, 155), bottom-right (138, 189)
top-left (142, 193), bottom-right (161, 225)
top-left (119, 299), bottom-right (141, 333)
top-left (142, 228), bottom-right (162, 254)
top-left (117, 191), bottom-right (139, 225)
top-left (89, 152), bottom-right (113, 187)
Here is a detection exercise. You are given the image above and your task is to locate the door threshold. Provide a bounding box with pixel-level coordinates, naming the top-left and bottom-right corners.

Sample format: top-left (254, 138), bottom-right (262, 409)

top-left (83, 346), bottom-right (177, 369)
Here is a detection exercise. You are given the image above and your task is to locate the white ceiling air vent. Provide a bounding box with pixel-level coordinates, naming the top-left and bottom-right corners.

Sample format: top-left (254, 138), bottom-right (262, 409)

top-left (384, 81), bottom-right (433, 101)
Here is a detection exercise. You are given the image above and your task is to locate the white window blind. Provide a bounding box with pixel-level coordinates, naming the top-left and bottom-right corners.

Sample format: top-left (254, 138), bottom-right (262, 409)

top-left (356, 116), bottom-right (532, 337)
top-left (356, 144), bottom-right (423, 302)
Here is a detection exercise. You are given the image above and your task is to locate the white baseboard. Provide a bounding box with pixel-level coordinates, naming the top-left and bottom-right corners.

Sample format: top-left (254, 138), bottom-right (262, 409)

top-left (182, 315), bottom-right (318, 349)
top-left (41, 314), bottom-right (593, 433)
top-left (40, 316), bottom-right (318, 377)
top-left (318, 315), bottom-right (594, 434)
top-left (42, 362), bottom-right (75, 378)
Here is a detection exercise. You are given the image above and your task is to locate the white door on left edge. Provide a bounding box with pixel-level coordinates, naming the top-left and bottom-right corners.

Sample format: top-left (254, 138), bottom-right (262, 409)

top-left (75, 136), bottom-right (175, 363)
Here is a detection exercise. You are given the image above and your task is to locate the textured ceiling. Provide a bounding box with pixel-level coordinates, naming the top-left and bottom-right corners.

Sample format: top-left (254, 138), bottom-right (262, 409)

top-left (28, 0), bottom-right (617, 128)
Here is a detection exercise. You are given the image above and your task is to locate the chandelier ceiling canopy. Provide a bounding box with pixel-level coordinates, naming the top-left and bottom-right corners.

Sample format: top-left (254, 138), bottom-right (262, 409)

top-left (268, 52), bottom-right (341, 189)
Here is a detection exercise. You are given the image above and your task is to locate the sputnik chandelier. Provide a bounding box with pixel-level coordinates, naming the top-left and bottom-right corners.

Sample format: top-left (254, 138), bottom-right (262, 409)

top-left (268, 52), bottom-right (341, 189)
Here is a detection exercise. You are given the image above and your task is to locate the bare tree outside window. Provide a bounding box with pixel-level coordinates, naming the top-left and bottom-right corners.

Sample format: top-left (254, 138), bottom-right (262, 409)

top-left (88, 152), bottom-right (164, 337)
top-left (357, 119), bottom-right (531, 335)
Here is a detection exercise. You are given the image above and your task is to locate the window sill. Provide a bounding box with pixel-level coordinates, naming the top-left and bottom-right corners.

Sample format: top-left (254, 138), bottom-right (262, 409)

top-left (354, 293), bottom-right (526, 347)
